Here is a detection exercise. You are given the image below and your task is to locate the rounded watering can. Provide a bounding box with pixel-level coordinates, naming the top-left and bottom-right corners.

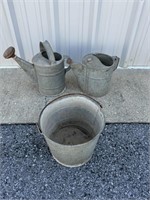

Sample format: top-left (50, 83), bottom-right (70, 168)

top-left (71, 53), bottom-right (120, 97)
top-left (3, 40), bottom-right (71, 96)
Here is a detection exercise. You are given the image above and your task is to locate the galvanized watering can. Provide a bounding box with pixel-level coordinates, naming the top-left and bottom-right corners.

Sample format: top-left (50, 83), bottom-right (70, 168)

top-left (3, 40), bottom-right (71, 96)
top-left (71, 53), bottom-right (120, 97)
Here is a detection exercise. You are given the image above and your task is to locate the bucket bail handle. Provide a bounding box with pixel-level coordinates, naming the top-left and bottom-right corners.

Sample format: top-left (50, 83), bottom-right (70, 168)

top-left (40, 40), bottom-right (55, 64)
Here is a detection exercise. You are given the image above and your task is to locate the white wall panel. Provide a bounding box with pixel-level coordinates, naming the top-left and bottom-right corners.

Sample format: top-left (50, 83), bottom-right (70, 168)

top-left (0, 0), bottom-right (19, 66)
top-left (0, 0), bottom-right (150, 68)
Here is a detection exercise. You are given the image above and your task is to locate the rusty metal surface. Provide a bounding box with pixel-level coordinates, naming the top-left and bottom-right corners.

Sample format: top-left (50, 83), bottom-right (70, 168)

top-left (3, 47), bottom-right (15, 59)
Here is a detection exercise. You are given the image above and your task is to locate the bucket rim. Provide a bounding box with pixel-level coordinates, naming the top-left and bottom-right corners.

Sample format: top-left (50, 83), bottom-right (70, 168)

top-left (38, 93), bottom-right (105, 146)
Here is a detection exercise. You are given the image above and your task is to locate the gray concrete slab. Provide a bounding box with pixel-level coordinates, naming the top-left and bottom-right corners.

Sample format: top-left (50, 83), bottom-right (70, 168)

top-left (100, 69), bottom-right (150, 122)
top-left (0, 68), bottom-right (150, 123)
top-left (0, 69), bottom-right (45, 123)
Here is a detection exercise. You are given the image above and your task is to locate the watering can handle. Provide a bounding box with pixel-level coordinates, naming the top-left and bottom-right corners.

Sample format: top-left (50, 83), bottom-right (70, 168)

top-left (112, 56), bottom-right (120, 71)
top-left (64, 55), bottom-right (72, 73)
top-left (39, 40), bottom-right (55, 64)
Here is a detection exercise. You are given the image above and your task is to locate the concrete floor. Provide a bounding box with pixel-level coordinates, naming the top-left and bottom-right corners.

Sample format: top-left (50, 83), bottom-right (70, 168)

top-left (0, 68), bottom-right (150, 123)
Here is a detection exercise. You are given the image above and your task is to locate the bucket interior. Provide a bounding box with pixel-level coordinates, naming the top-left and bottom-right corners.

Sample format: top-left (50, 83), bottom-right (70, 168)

top-left (40, 95), bottom-right (105, 145)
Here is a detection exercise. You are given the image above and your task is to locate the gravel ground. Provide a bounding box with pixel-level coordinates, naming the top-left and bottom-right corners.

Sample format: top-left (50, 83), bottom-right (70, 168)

top-left (0, 123), bottom-right (150, 200)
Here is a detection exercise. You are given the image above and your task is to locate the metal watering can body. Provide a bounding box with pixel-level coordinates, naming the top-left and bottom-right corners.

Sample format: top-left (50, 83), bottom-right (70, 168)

top-left (71, 53), bottom-right (120, 97)
top-left (3, 40), bottom-right (71, 96)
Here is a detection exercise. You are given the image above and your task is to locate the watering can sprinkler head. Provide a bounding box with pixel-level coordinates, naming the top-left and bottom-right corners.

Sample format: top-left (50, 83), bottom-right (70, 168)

top-left (3, 46), bottom-right (16, 59)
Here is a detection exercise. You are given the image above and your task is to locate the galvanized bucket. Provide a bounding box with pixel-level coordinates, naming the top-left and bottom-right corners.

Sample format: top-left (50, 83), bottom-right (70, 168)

top-left (38, 93), bottom-right (105, 167)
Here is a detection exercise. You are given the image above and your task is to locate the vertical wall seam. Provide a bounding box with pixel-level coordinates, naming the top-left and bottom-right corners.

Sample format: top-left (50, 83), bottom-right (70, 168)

top-left (87, 0), bottom-right (95, 52)
top-left (34, 3), bottom-right (39, 39)
top-left (68, 0), bottom-right (70, 55)
top-left (133, 21), bottom-right (149, 64)
top-left (38, 1), bottom-right (44, 41)
top-left (23, 1), bottom-right (34, 56)
top-left (142, 23), bottom-right (150, 65)
top-left (78, 1), bottom-right (83, 60)
top-left (101, 2), bottom-right (113, 53)
top-left (45, 1), bottom-right (52, 40)
top-left (53, 0), bottom-right (60, 52)
top-left (115, 1), bottom-right (128, 56)
top-left (1, 1), bottom-right (13, 44)
top-left (7, 0), bottom-right (25, 58)
top-left (120, 2), bottom-right (137, 67)
top-left (81, 1), bottom-right (85, 56)
top-left (120, 0), bottom-right (144, 67)
top-left (64, 2), bottom-right (66, 54)
top-left (94, 1), bottom-right (102, 51)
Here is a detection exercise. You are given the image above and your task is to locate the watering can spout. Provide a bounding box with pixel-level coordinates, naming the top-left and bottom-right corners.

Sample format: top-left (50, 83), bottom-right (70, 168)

top-left (3, 46), bottom-right (37, 82)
